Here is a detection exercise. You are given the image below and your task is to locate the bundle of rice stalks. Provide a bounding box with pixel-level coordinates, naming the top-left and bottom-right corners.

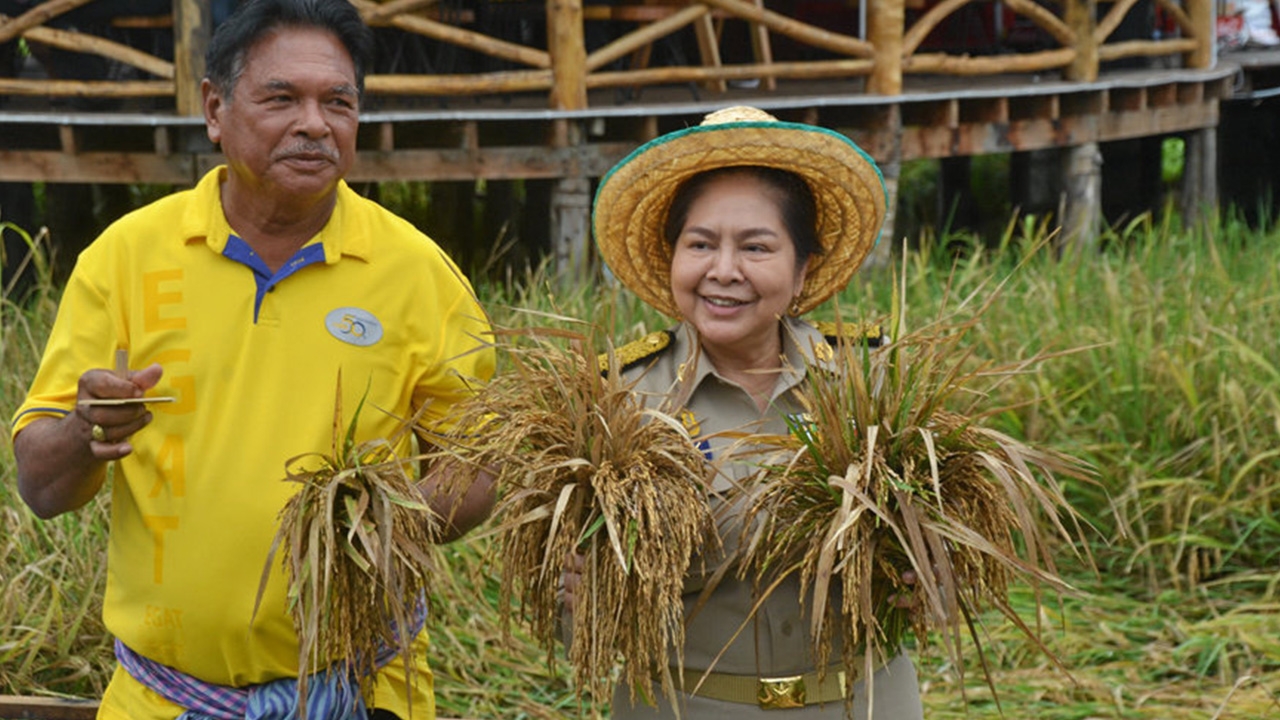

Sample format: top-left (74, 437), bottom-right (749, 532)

top-left (442, 325), bottom-right (717, 708)
top-left (257, 375), bottom-right (438, 716)
top-left (741, 288), bottom-right (1095, 708)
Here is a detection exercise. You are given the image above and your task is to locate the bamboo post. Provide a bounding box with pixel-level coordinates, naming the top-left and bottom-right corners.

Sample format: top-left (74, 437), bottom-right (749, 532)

top-left (173, 0), bottom-right (211, 116)
top-left (693, 13), bottom-right (727, 93)
top-left (868, 0), bottom-right (904, 95)
top-left (1183, 0), bottom-right (1212, 69)
top-left (547, 0), bottom-right (587, 111)
top-left (749, 0), bottom-right (776, 91)
top-left (1064, 0), bottom-right (1097, 82)
top-left (546, 0), bottom-right (591, 284)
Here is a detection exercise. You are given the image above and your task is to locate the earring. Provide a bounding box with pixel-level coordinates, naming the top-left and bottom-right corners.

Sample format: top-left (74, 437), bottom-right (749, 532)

top-left (789, 298), bottom-right (802, 317)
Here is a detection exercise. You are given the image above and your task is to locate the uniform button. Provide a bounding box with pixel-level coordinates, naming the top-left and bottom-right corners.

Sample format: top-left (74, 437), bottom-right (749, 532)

top-left (780, 621), bottom-right (794, 637)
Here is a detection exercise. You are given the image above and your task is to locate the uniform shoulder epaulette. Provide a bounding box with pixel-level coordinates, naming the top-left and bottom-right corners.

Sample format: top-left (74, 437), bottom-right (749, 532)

top-left (814, 320), bottom-right (886, 348)
top-left (598, 330), bottom-right (674, 375)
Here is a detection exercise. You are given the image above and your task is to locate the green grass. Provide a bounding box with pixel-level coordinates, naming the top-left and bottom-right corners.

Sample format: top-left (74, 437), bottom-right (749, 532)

top-left (4, 213), bottom-right (1280, 718)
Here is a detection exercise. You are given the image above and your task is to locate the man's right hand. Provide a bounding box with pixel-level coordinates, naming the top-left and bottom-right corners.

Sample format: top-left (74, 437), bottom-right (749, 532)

top-left (76, 363), bottom-right (165, 459)
top-left (14, 363), bottom-right (164, 518)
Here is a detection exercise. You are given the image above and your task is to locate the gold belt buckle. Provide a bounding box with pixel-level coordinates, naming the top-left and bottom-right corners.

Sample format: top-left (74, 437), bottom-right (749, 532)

top-left (757, 674), bottom-right (806, 710)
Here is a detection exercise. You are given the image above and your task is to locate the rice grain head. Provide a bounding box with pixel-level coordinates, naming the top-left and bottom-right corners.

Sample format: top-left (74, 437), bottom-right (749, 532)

top-left (742, 301), bottom-right (1095, 711)
top-left (257, 374), bottom-right (439, 717)
top-left (439, 325), bottom-right (718, 709)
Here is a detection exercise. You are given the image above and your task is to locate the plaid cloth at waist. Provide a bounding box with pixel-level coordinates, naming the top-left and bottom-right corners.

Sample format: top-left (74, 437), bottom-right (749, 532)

top-left (116, 638), bottom-right (366, 720)
top-left (114, 600), bottom-right (427, 720)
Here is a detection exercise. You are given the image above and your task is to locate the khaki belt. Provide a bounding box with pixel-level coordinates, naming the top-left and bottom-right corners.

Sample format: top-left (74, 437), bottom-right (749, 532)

top-left (678, 666), bottom-right (849, 709)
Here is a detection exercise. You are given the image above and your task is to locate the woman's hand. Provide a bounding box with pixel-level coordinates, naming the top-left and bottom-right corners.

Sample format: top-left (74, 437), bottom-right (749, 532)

top-left (562, 551), bottom-right (585, 614)
top-left (890, 569), bottom-right (919, 609)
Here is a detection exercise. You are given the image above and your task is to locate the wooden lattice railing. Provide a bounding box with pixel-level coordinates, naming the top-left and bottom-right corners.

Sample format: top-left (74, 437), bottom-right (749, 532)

top-left (0, 0), bottom-right (1217, 114)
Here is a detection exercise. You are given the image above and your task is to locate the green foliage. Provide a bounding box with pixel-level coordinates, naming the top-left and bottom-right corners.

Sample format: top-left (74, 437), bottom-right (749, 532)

top-left (1162, 137), bottom-right (1186, 186)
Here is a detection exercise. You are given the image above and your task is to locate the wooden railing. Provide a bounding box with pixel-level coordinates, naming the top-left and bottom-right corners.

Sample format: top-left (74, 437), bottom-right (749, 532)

top-left (0, 0), bottom-right (1217, 114)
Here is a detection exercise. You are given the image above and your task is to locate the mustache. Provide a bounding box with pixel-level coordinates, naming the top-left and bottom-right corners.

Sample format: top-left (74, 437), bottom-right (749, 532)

top-left (275, 142), bottom-right (340, 162)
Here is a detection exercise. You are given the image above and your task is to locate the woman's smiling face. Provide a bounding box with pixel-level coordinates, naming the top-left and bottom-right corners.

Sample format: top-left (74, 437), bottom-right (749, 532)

top-left (669, 170), bottom-right (808, 361)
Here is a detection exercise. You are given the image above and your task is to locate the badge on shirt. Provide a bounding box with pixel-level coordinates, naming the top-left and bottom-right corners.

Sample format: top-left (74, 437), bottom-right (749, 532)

top-left (325, 307), bottom-right (384, 347)
top-left (785, 412), bottom-right (820, 444)
top-left (678, 408), bottom-right (714, 460)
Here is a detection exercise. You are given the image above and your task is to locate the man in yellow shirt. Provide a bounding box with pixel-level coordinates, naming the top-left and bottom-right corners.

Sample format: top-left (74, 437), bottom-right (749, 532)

top-left (10, 1), bottom-right (495, 718)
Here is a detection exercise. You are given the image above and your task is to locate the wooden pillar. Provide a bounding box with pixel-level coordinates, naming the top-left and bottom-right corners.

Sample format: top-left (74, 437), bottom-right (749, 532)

top-left (1184, 0), bottom-right (1213, 69)
top-left (1060, 142), bottom-right (1102, 251)
top-left (749, 0), bottom-right (776, 91)
top-left (863, 105), bottom-right (902, 269)
top-left (546, 0), bottom-right (591, 283)
top-left (547, 0), bottom-right (587, 111)
top-left (1181, 127), bottom-right (1217, 229)
top-left (867, 0), bottom-right (903, 95)
top-left (693, 13), bottom-right (727, 93)
top-left (173, 0), bottom-right (212, 116)
top-left (551, 175), bottom-right (593, 282)
top-left (1064, 0), bottom-right (1097, 82)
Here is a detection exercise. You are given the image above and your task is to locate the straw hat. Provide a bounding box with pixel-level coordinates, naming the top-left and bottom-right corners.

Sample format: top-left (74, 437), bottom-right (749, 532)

top-left (593, 106), bottom-right (887, 318)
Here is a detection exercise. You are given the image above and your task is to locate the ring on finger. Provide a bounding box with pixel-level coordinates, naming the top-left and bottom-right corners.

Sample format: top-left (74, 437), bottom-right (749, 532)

top-left (91, 423), bottom-right (106, 442)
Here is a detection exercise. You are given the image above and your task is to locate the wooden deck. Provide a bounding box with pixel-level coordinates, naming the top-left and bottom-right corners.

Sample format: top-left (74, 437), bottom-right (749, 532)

top-left (1, 1), bottom-right (1276, 265)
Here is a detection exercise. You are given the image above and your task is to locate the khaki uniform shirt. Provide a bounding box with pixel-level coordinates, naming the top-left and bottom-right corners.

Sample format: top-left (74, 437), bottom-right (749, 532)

top-left (611, 318), bottom-right (923, 720)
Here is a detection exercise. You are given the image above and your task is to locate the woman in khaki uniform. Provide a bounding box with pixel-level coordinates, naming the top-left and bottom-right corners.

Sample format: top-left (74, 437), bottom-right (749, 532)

top-left (584, 106), bottom-right (926, 719)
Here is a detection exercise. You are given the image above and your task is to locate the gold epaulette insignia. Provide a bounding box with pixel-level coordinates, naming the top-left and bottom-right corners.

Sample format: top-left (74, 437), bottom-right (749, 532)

top-left (598, 330), bottom-right (673, 375)
top-left (814, 320), bottom-right (886, 349)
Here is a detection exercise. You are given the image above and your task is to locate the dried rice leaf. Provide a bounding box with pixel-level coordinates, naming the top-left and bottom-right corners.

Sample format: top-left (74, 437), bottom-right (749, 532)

top-left (741, 292), bottom-right (1097, 713)
top-left (254, 374), bottom-right (440, 717)
top-left (437, 325), bottom-right (719, 709)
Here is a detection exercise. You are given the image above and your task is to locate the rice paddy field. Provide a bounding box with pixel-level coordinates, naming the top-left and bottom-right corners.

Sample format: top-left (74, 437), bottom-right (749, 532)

top-left (3, 211), bottom-right (1279, 719)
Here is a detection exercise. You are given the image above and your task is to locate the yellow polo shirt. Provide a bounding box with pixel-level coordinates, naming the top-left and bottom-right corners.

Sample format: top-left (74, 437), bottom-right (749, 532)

top-left (12, 167), bottom-right (495, 719)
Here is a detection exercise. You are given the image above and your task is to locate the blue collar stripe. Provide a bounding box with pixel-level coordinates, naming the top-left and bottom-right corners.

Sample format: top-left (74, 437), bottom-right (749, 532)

top-left (223, 236), bottom-right (327, 322)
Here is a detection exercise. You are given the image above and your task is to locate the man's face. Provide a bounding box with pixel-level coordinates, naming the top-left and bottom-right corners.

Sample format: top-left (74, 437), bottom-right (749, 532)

top-left (203, 26), bottom-right (359, 204)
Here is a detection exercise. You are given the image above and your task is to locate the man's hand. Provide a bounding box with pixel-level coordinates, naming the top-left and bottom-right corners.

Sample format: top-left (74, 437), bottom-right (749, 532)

top-left (77, 363), bottom-right (165, 460)
top-left (15, 363), bottom-right (164, 518)
top-left (418, 459), bottom-right (497, 543)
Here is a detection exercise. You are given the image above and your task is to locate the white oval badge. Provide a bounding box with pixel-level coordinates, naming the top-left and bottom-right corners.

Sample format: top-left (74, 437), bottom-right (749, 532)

top-left (325, 307), bottom-right (384, 347)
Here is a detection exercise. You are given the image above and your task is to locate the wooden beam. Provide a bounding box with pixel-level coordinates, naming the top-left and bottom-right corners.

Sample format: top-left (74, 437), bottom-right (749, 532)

top-left (700, 0), bottom-right (875, 58)
top-left (1097, 38), bottom-right (1198, 61)
top-left (20, 25), bottom-right (174, 79)
top-left (0, 694), bottom-right (98, 720)
top-left (359, 0), bottom-right (441, 25)
top-left (0, 151), bottom-right (198, 184)
top-left (584, 5), bottom-right (708, 72)
top-left (0, 78), bottom-right (174, 97)
top-left (906, 49), bottom-right (1075, 75)
top-left (350, 0), bottom-right (550, 69)
top-left (1003, 0), bottom-right (1075, 47)
top-left (586, 57), bottom-right (873, 89)
top-left (366, 71), bottom-right (553, 95)
top-left (348, 144), bottom-right (635, 182)
top-left (0, 0), bottom-right (94, 44)
top-left (1095, 0), bottom-right (1142, 43)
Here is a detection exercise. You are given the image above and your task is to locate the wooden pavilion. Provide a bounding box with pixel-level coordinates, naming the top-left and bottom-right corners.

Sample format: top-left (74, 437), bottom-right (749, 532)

top-left (0, 0), bottom-right (1272, 277)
